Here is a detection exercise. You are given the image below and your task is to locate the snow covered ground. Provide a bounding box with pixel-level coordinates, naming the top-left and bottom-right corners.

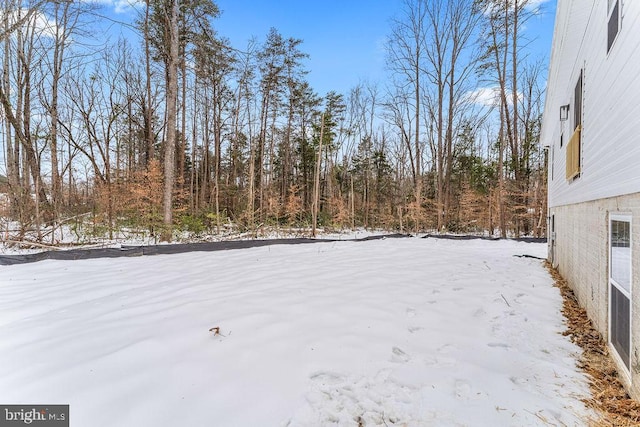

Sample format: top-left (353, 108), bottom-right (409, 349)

top-left (0, 237), bottom-right (595, 426)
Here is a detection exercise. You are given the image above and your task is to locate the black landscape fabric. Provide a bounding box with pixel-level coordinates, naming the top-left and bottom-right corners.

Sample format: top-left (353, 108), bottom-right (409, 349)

top-left (422, 234), bottom-right (546, 244)
top-left (0, 234), bottom-right (409, 266)
top-left (0, 234), bottom-right (546, 266)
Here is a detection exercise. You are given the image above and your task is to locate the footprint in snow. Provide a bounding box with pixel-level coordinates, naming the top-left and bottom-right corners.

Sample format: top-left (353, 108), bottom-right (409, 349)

top-left (391, 346), bottom-right (411, 363)
top-left (406, 308), bottom-right (416, 317)
top-left (290, 371), bottom-right (419, 426)
top-left (514, 292), bottom-right (527, 304)
top-left (473, 308), bottom-right (487, 318)
top-left (309, 371), bottom-right (344, 386)
top-left (424, 355), bottom-right (457, 368)
top-left (510, 376), bottom-right (526, 385)
top-left (455, 379), bottom-right (489, 401)
top-left (487, 342), bottom-right (510, 349)
top-left (424, 345), bottom-right (459, 367)
top-left (437, 343), bottom-right (455, 354)
top-left (455, 380), bottom-right (471, 400)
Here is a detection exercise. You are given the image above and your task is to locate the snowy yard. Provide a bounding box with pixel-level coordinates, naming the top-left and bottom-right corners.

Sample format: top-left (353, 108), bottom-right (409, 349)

top-left (0, 237), bottom-right (594, 426)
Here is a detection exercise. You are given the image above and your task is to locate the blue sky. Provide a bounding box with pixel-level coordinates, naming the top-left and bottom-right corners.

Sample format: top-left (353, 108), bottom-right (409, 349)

top-left (213, 0), bottom-right (402, 95)
top-left (213, 0), bottom-right (558, 96)
top-left (105, 0), bottom-right (557, 97)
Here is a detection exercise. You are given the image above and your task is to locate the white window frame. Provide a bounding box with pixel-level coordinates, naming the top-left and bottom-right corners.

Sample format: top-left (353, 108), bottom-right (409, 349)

top-left (608, 213), bottom-right (632, 375)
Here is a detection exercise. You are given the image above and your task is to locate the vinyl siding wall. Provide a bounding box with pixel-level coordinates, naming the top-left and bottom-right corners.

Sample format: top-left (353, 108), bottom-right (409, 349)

top-left (542, 0), bottom-right (640, 207)
top-left (542, 0), bottom-right (640, 400)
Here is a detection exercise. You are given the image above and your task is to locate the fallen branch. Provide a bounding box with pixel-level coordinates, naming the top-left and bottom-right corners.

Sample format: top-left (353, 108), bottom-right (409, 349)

top-left (500, 293), bottom-right (511, 307)
top-left (513, 254), bottom-right (546, 260)
top-left (1, 239), bottom-right (61, 250)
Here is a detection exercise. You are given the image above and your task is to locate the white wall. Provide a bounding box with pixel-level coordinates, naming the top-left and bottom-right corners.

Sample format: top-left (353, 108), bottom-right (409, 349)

top-left (550, 194), bottom-right (640, 399)
top-left (541, 0), bottom-right (640, 208)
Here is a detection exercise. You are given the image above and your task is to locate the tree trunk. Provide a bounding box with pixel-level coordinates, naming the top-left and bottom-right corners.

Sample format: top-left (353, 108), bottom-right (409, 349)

top-left (144, 0), bottom-right (154, 166)
top-left (49, 1), bottom-right (69, 226)
top-left (312, 113), bottom-right (325, 237)
top-left (161, 0), bottom-right (179, 242)
top-left (498, 103), bottom-right (507, 238)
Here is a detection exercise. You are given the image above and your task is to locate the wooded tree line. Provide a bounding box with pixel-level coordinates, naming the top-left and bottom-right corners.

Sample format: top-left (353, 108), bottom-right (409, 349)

top-left (0, 0), bottom-right (547, 243)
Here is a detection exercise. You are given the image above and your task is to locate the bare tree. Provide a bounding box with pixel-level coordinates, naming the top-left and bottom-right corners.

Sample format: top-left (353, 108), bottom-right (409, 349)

top-left (162, 0), bottom-right (179, 241)
top-left (59, 45), bottom-right (131, 239)
top-left (0, 1), bottom-right (50, 236)
top-left (40, 0), bottom-right (95, 229)
top-left (145, 0), bottom-right (181, 241)
top-left (478, 0), bottom-right (541, 236)
top-left (312, 113), bottom-right (324, 237)
top-left (255, 28), bottom-right (286, 220)
top-left (423, 0), bottom-right (481, 230)
top-left (386, 0), bottom-right (426, 205)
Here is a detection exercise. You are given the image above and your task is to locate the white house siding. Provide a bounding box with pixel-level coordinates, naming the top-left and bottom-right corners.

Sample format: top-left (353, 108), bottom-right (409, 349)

top-left (542, 0), bottom-right (640, 207)
top-left (542, 0), bottom-right (640, 400)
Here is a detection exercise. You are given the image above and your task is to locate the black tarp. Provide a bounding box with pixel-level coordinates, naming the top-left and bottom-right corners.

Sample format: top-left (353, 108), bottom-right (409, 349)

top-left (0, 233), bottom-right (547, 266)
top-left (422, 234), bottom-right (546, 244)
top-left (0, 234), bottom-right (410, 266)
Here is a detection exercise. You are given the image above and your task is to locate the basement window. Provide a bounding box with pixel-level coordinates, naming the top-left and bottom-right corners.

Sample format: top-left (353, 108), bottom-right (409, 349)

top-left (609, 215), bottom-right (632, 370)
